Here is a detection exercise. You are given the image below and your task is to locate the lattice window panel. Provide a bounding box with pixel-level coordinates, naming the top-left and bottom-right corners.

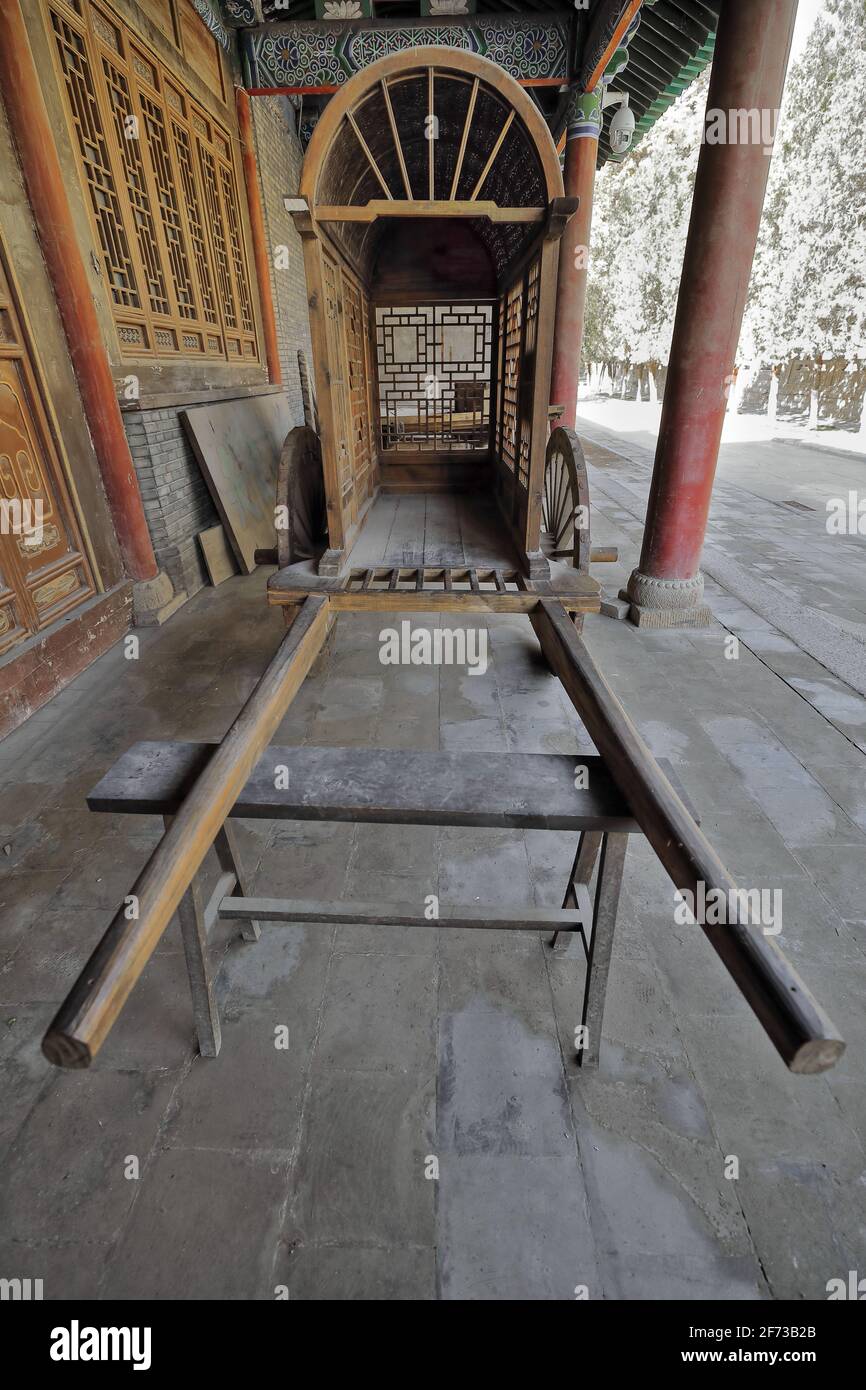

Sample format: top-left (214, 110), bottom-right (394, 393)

top-left (517, 256), bottom-right (540, 490)
top-left (322, 253), bottom-right (353, 508)
top-left (171, 122), bottom-right (218, 328)
top-left (46, 0), bottom-right (256, 365)
top-left (138, 89), bottom-right (197, 323)
top-left (101, 53), bottom-right (169, 317)
top-left (374, 303), bottom-right (493, 454)
top-left (198, 145), bottom-right (236, 334)
top-left (343, 278), bottom-right (372, 508)
top-left (500, 279), bottom-right (523, 474)
top-left (494, 296), bottom-right (506, 460)
top-left (219, 163), bottom-right (255, 338)
top-left (49, 8), bottom-right (140, 312)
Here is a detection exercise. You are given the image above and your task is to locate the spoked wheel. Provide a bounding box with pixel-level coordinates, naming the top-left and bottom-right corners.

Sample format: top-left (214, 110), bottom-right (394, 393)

top-left (276, 425), bottom-right (328, 566)
top-left (541, 427), bottom-right (591, 574)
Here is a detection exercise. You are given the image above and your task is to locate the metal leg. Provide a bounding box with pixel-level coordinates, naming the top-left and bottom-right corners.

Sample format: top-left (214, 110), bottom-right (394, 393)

top-left (215, 822), bottom-right (261, 942)
top-left (550, 829), bottom-right (603, 949)
top-left (578, 831), bottom-right (627, 1071)
top-left (176, 872), bottom-right (222, 1058)
top-left (163, 815), bottom-right (222, 1058)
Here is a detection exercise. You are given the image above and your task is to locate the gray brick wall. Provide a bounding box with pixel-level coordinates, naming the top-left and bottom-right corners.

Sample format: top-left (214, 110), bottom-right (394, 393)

top-left (122, 97), bottom-right (312, 605)
top-left (124, 408), bottom-right (216, 598)
top-left (252, 95), bottom-right (313, 418)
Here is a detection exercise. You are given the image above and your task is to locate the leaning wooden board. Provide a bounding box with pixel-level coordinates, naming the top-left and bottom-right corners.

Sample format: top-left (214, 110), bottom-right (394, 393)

top-left (182, 393), bottom-right (293, 573)
top-left (197, 524), bottom-right (238, 586)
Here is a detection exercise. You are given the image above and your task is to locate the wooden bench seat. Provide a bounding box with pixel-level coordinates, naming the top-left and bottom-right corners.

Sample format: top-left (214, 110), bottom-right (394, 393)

top-left (85, 740), bottom-right (696, 1071)
top-left (88, 741), bottom-right (694, 830)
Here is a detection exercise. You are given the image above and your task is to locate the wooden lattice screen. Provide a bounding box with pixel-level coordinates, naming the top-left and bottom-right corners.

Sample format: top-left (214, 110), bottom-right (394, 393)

top-left (46, 0), bottom-right (257, 364)
top-left (499, 277), bottom-right (524, 477)
top-left (374, 302), bottom-right (494, 454)
top-left (494, 252), bottom-right (541, 493)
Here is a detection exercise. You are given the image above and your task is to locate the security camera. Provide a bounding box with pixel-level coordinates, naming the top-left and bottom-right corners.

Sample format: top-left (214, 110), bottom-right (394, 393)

top-left (609, 99), bottom-right (635, 155)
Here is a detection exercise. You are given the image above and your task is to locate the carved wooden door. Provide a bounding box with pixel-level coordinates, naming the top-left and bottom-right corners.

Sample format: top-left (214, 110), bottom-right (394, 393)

top-left (0, 242), bottom-right (95, 657)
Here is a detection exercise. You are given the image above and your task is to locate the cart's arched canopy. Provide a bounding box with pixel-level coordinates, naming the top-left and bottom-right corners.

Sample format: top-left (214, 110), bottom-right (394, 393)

top-left (300, 48), bottom-right (565, 284)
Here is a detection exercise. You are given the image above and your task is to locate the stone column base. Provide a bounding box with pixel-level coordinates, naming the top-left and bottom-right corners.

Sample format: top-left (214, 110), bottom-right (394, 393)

top-left (132, 570), bottom-right (187, 627)
top-left (621, 570), bottom-right (711, 630)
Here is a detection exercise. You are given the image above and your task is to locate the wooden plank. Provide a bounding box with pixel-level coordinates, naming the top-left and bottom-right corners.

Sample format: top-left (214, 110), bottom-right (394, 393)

top-left (470, 111), bottom-right (515, 200)
top-left (266, 567), bottom-right (601, 615)
top-left (530, 598), bottom-right (846, 1076)
top-left (381, 79), bottom-right (412, 199)
top-left (428, 66), bottom-right (435, 202)
top-left (87, 744), bottom-right (698, 831)
top-left (347, 112), bottom-right (393, 199)
top-left (42, 597), bottom-right (331, 1069)
top-left (217, 898), bottom-right (587, 931)
top-left (181, 394), bottom-right (291, 574)
top-left (314, 202), bottom-right (545, 224)
top-left (450, 76), bottom-right (479, 200)
top-left (197, 524), bottom-right (238, 587)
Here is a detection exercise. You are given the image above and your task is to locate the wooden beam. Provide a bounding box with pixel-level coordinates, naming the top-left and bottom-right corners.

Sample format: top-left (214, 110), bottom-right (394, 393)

top-left (236, 88), bottom-right (282, 387)
top-left (346, 112), bottom-right (393, 199)
top-left (470, 110), bottom-right (516, 200)
top-left (89, 745), bottom-right (700, 832)
top-left (313, 201), bottom-right (545, 224)
top-left (450, 76), bottom-right (479, 200)
top-left (428, 66), bottom-right (435, 201)
top-left (266, 569), bottom-right (600, 615)
top-left (381, 78), bottom-right (412, 199)
top-left (530, 599), bottom-right (845, 1075)
top-left (42, 598), bottom-right (331, 1068)
top-left (582, 0), bottom-right (644, 92)
top-left (217, 898), bottom-right (587, 932)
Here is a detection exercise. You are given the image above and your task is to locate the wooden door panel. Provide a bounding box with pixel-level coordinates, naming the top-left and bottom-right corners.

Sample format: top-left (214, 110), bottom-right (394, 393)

top-left (321, 249), bottom-right (355, 526)
top-left (0, 242), bottom-right (95, 646)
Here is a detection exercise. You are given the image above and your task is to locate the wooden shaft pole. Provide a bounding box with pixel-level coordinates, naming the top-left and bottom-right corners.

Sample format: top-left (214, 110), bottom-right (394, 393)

top-left (43, 597), bottom-right (329, 1068)
top-left (531, 599), bottom-right (845, 1075)
top-left (0, 2), bottom-right (158, 582)
top-left (236, 87), bottom-right (282, 387)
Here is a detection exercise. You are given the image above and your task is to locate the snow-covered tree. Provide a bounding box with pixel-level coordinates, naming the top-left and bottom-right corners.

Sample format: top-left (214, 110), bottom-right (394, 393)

top-left (586, 0), bottom-right (866, 400)
top-left (742, 0), bottom-right (866, 364)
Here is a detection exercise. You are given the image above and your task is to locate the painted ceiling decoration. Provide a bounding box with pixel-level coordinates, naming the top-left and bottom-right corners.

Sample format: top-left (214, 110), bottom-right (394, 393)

top-left (222, 0), bottom-right (263, 26)
top-left (242, 15), bottom-right (572, 91)
top-left (199, 2), bottom-right (720, 167)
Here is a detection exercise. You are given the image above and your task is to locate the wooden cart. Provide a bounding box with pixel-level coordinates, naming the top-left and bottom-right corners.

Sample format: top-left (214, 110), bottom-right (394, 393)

top-left (43, 52), bottom-right (845, 1078)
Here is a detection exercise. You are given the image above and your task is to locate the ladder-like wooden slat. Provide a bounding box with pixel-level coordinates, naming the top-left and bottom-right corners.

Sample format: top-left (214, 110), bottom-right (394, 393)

top-left (381, 78), bottom-right (412, 199)
top-left (450, 75), bottom-right (479, 200)
top-left (347, 111), bottom-right (392, 200)
top-left (470, 110), bottom-right (515, 201)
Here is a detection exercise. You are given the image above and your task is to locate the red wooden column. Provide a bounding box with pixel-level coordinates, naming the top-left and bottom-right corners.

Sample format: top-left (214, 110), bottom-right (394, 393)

top-left (0, 1), bottom-right (158, 584)
top-left (625, 0), bottom-right (799, 627)
top-left (549, 91), bottom-right (601, 428)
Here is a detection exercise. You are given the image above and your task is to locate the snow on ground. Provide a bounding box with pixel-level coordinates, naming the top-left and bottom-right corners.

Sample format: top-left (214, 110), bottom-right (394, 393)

top-left (574, 396), bottom-right (866, 458)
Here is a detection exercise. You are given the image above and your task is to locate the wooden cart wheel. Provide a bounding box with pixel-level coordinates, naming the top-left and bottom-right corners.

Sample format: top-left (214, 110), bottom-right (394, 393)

top-left (541, 426), bottom-right (591, 574)
top-left (276, 425), bottom-right (328, 566)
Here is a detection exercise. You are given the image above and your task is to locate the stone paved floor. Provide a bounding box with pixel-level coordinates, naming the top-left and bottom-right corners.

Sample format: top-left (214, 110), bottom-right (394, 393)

top-left (1, 435), bottom-right (865, 1299)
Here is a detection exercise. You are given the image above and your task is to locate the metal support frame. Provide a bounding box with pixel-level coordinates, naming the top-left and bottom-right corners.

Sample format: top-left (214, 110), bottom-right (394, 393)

top-left (550, 828), bottom-right (627, 1070)
top-left (163, 820), bottom-right (630, 1069)
top-left (166, 817), bottom-right (262, 1058)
